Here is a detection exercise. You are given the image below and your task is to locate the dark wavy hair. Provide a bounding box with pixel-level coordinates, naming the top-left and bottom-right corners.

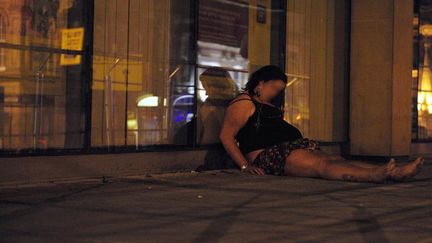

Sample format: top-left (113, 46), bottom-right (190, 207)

top-left (242, 65), bottom-right (287, 109)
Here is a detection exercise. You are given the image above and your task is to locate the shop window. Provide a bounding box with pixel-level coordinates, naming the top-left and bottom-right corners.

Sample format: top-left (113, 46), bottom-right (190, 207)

top-left (413, 0), bottom-right (432, 141)
top-left (0, 0), bottom-right (90, 151)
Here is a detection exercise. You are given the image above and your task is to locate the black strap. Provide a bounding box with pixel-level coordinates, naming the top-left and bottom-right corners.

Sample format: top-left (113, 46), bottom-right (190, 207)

top-left (228, 92), bottom-right (259, 106)
top-left (227, 98), bottom-right (253, 106)
top-left (240, 91), bottom-right (252, 97)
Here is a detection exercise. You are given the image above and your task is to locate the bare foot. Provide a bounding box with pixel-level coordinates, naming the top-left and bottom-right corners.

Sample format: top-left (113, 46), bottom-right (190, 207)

top-left (342, 159), bottom-right (396, 183)
top-left (388, 157), bottom-right (425, 182)
top-left (374, 159), bottom-right (396, 183)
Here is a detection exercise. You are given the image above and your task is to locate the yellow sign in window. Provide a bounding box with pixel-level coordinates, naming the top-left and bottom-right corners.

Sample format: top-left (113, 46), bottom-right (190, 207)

top-left (60, 27), bottom-right (84, 66)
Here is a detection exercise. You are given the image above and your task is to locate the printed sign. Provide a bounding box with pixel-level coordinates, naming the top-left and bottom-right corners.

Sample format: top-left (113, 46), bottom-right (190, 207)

top-left (60, 27), bottom-right (84, 66)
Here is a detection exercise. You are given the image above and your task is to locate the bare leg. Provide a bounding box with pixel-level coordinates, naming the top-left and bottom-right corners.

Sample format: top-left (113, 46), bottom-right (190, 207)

top-left (348, 160), bottom-right (383, 168)
top-left (314, 151), bottom-right (426, 181)
top-left (308, 150), bottom-right (383, 169)
top-left (284, 149), bottom-right (395, 183)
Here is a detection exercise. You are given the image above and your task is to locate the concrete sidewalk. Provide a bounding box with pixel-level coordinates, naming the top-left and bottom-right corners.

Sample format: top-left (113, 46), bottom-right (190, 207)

top-left (1, 158), bottom-right (432, 243)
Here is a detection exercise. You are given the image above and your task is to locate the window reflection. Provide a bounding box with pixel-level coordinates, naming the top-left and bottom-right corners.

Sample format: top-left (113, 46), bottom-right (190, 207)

top-left (0, 0), bottom-right (293, 153)
top-left (0, 0), bottom-right (88, 151)
top-left (285, 0), bottom-right (311, 137)
top-left (196, 0), bottom-right (284, 145)
top-left (198, 0), bottom-right (249, 70)
top-left (414, 0), bottom-right (432, 140)
top-left (285, 0), bottom-right (349, 141)
top-left (92, 0), bottom-right (196, 147)
top-left (196, 67), bottom-right (238, 145)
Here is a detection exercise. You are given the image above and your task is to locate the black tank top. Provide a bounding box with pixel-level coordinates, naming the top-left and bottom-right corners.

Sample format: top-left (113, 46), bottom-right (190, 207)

top-left (228, 92), bottom-right (303, 154)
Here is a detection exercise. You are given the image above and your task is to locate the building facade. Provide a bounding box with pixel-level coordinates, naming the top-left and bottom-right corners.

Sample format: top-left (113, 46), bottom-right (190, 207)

top-left (0, 0), bottom-right (430, 185)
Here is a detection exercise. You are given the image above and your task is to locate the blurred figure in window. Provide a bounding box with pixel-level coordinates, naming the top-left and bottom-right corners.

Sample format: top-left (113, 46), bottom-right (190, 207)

top-left (197, 67), bottom-right (239, 145)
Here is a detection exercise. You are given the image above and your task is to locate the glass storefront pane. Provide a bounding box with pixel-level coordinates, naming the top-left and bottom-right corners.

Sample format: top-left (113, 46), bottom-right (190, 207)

top-left (196, 0), bottom-right (286, 145)
top-left (196, 67), bottom-right (245, 145)
top-left (0, 0), bottom-right (350, 155)
top-left (285, 0), bottom-right (349, 141)
top-left (285, 0), bottom-right (310, 137)
top-left (92, 0), bottom-right (287, 148)
top-left (197, 0), bottom-right (249, 70)
top-left (413, 0), bottom-right (432, 140)
top-left (0, 0), bottom-right (89, 151)
top-left (92, 0), bottom-right (196, 147)
top-left (196, 0), bottom-right (248, 145)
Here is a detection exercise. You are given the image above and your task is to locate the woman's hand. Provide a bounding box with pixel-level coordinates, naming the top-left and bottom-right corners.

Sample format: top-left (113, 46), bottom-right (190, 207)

top-left (242, 165), bottom-right (266, 175)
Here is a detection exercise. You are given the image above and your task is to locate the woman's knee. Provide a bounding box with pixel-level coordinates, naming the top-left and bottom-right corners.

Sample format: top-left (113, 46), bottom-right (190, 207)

top-left (284, 149), bottom-right (327, 177)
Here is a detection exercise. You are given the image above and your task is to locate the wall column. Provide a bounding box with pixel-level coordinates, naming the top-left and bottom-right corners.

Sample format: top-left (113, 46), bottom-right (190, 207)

top-left (350, 0), bottom-right (413, 156)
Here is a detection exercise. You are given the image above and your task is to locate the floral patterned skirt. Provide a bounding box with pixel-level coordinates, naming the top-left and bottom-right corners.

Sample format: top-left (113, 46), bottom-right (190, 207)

top-left (250, 137), bottom-right (321, 176)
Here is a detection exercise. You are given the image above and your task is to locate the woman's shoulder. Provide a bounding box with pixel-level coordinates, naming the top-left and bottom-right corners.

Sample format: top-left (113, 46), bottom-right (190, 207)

top-left (226, 93), bottom-right (256, 120)
top-left (228, 92), bottom-right (255, 106)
